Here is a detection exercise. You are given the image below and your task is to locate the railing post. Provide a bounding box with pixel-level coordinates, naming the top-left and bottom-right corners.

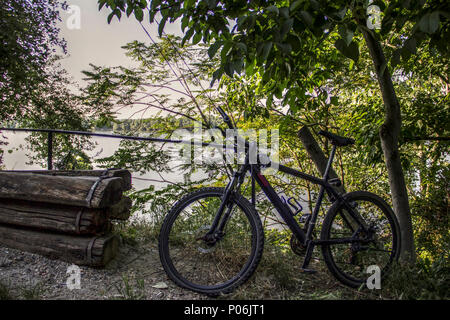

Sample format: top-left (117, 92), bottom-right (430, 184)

top-left (47, 131), bottom-right (53, 170)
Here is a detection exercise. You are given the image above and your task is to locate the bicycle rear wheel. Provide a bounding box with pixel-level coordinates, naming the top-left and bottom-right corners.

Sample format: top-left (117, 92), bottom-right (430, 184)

top-left (321, 191), bottom-right (400, 288)
top-left (158, 187), bottom-right (264, 295)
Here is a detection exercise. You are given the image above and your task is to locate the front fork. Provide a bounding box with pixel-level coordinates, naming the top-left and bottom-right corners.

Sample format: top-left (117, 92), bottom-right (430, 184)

top-left (205, 164), bottom-right (248, 241)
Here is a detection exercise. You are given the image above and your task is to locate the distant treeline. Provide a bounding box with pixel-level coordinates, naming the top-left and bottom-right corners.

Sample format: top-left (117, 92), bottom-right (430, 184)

top-left (0, 117), bottom-right (195, 134)
top-left (0, 121), bottom-right (20, 129)
top-left (96, 116), bottom-right (195, 134)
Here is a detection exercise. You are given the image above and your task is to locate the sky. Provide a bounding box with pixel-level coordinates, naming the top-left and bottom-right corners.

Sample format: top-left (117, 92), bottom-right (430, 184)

top-left (57, 1), bottom-right (182, 118)
top-left (58, 0), bottom-right (182, 83)
top-left (1, 2), bottom-right (185, 169)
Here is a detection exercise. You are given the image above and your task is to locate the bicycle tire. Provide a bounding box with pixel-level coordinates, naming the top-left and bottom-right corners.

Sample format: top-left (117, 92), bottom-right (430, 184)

top-left (320, 191), bottom-right (401, 288)
top-left (158, 187), bottom-right (264, 295)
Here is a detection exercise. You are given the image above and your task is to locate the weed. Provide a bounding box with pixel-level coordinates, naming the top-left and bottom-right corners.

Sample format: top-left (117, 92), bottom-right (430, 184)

top-left (0, 280), bottom-right (13, 300)
top-left (21, 282), bottom-right (45, 300)
top-left (113, 273), bottom-right (146, 300)
top-left (383, 255), bottom-right (450, 300)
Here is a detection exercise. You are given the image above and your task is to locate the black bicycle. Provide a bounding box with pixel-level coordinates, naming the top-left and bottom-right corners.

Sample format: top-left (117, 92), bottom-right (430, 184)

top-left (158, 107), bottom-right (401, 295)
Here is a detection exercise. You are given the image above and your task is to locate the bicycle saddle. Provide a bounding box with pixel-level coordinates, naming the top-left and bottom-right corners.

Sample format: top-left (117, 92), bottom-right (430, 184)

top-left (318, 130), bottom-right (355, 147)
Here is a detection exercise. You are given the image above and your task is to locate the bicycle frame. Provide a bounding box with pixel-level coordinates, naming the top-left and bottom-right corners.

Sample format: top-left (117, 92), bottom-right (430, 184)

top-left (207, 106), bottom-right (370, 270)
top-left (208, 143), bottom-right (370, 270)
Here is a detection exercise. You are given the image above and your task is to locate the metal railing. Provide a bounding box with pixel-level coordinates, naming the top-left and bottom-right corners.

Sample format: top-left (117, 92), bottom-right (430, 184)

top-left (0, 127), bottom-right (230, 170)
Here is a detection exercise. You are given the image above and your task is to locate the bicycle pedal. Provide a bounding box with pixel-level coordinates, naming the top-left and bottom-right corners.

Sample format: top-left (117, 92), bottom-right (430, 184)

top-left (300, 268), bottom-right (317, 274)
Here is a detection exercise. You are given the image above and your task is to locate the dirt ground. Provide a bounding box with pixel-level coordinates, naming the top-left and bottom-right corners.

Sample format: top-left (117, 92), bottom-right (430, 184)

top-left (0, 240), bottom-right (206, 300)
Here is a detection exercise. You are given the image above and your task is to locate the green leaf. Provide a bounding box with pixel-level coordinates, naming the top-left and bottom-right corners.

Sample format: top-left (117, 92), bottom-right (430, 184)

top-left (346, 41), bottom-right (359, 62)
top-left (262, 42), bottom-right (273, 61)
top-left (237, 15), bottom-right (247, 29)
top-left (232, 58), bottom-right (243, 75)
top-left (245, 60), bottom-right (255, 75)
top-left (107, 12), bottom-right (115, 24)
top-left (134, 7), bottom-right (144, 22)
top-left (266, 94), bottom-right (273, 109)
top-left (348, 59), bottom-right (354, 71)
top-left (338, 25), bottom-right (353, 46)
top-left (192, 31), bottom-right (202, 45)
top-left (220, 41), bottom-right (232, 60)
top-left (400, 46), bottom-right (411, 60)
top-left (286, 34), bottom-right (301, 52)
top-left (114, 9), bottom-right (122, 20)
top-left (235, 42), bottom-right (247, 53)
top-left (208, 41), bottom-right (223, 58)
top-left (266, 5), bottom-right (279, 15)
top-left (334, 7), bottom-right (347, 20)
top-left (210, 68), bottom-right (223, 86)
top-left (182, 27), bottom-right (195, 46)
top-left (207, 0), bottom-right (217, 9)
top-left (404, 37), bottom-right (417, 54)
top-left (224, 62), bottom-right (234, 77)
top-left (281, 18), bottom-right (294, 39)
top-left (276, 43), bottom-right (292, 54)
top-left (310, 0), bottom-right (320, 10)
top-left (299, 11), bottom-right (313, 27)
top-left (185, 0), bottom-right (195, 9)
top-left (335, 39), bottom-right (359, 62)
top-left (290, 0), bottom-right (302, 12)
top-left (107, 0), bottom-right (116, 10)
top-left (419, 11), bottom-right (440, 34)
top-left (99, 1), bottom-right (106, 11)
top-left (181, 16), bottom-right (189, 31)
top-left (391, 49), bottom-right (401, 68)
top-left (126, 5), bottom-right (133, 17)
top-left (158, 16), bottom-right (168, 36)
top-left (139, 0), bottom-right (148, 9)
top-left (279, 7), bottom-right (289, 19)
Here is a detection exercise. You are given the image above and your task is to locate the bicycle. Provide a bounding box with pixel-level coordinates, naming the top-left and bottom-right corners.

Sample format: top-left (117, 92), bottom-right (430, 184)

top-left (158, 107), bottom-right (401, 295)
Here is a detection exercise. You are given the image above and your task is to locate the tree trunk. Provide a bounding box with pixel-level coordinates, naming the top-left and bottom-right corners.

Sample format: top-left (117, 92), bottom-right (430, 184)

top-left (0, 224), bottom-right (119, 266)
top-left (361, 28), bottom-right (415, 262)
top-left (298, 126), bottom-right (345, 195)
top-left (297, 126), bottom-right (362, 230)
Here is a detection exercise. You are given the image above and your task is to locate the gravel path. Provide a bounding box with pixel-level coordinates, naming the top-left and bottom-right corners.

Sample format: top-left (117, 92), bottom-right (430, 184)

top-left (0, 240), bottom-right (205, 300)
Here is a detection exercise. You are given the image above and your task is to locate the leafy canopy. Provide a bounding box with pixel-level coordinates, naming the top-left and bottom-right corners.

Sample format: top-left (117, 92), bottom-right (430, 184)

top-left (97, 0), bottom-right (449, 112)
top-left (0, 0), bottom-right (67, 120)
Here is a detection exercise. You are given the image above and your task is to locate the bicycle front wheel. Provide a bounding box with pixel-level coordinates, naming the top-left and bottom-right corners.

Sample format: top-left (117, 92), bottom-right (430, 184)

top-left (158, 187), bottom-right (264, 295)
top-left (321, 191), bottom-right (401, 288)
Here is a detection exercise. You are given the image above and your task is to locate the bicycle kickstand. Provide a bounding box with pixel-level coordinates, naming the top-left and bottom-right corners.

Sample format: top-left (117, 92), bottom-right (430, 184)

top-left (300, 241), bottom-right (317, 274)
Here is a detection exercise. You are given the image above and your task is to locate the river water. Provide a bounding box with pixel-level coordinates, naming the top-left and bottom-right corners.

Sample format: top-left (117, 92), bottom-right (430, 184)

top-left (0, 130), bottom-right (311, 227)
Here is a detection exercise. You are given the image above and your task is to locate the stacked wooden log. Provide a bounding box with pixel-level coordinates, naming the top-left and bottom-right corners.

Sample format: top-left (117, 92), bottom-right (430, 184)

top-left (0, 169), bottom-right (132, 267)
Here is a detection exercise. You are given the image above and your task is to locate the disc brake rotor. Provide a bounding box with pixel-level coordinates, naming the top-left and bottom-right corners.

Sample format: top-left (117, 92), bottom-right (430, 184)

top-left (195, 225), bottom-right (217, 253)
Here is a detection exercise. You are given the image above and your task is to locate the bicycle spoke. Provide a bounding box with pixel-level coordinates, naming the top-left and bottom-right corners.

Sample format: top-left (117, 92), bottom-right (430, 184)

top-left (321, 192), bottom-right (399, 287)
top-left (162, 189), bottom-right (260, 291)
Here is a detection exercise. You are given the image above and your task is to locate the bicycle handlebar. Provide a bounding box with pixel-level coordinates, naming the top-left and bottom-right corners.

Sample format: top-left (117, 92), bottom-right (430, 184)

top-left (216, 106), bottom-right (234, 130)
top-left (215, 106), bottom-right (253, 152)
